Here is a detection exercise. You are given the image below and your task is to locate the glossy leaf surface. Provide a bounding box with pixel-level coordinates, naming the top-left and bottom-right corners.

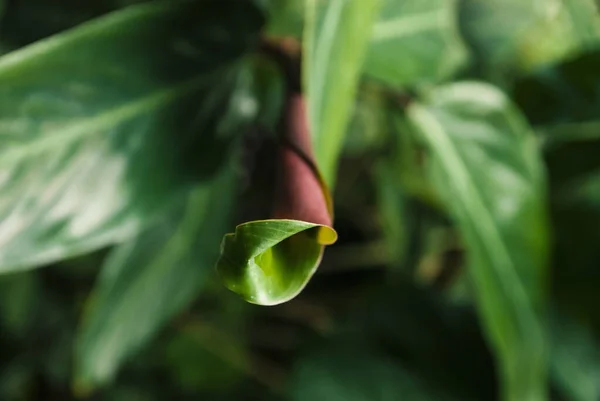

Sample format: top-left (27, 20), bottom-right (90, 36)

top-left (365, 0), bottom-right (467, 87)
top-left (0, 1), bottom-right (262, 272)
top-left (75, 166), bottom-right (237, 388)
top-left (407, 82), bottom-right (549, 400)
top-left (303, 0), bottom-right (381, 185)
top-left (218, 219), bottom-right (336, 306)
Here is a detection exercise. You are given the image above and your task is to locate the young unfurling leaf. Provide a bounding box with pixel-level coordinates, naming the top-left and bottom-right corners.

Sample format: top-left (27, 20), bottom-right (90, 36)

top-left (216, 95), bottom-right (337, 306)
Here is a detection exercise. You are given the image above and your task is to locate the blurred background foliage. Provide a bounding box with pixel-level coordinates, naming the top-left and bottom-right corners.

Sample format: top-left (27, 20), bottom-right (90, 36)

top-left (0, 0), bottom-right (600, 400)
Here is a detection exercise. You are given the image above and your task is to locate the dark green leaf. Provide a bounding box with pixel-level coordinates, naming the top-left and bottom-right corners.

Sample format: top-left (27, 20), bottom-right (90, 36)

top-left (0, 1), bottom-right (262, 272)
top-left (407, 82), bottom-right (550, 400)
top-left (75, 165), bottom-right (238, 388)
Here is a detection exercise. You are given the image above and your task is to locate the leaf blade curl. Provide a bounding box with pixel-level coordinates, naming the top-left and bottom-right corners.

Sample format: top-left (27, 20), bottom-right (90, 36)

top-left (216, 95), bottom-right (337, 306)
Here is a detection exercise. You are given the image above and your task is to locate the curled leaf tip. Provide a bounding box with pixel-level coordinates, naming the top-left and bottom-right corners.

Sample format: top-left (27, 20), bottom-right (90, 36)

top-left (217, 220), bottom-right (336, 305)
top-left (216, 95), bottom-right (336, 305)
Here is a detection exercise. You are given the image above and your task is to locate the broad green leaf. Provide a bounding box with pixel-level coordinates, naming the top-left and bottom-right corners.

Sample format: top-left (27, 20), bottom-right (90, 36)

top-left (364, 0), bottom-right (467, 87)
top-left (75, 165), bottom-right (237, 389)
top-left (303, 0), bottom-right (382, 185)
top-left (0, 1), bottom-right (262, 272)
top-left (289, 346), bottom-right (445, 401)
top-left (460, 0), bottom-right (600, 71)
top-left (407, 82), bottom-right (549, 401)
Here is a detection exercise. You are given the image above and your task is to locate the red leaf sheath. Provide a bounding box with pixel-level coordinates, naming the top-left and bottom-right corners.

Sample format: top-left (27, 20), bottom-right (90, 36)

top-left (272, 95), bottom-right (332, 227)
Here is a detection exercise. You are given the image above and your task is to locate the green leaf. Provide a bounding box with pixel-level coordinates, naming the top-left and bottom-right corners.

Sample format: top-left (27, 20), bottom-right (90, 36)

top-left (303, 0), bottom-right (382, 185)
top-left (75, 165), bottom-right (238, 389)
top-left (218, 219), bottom-right (336, 306)
top-left (407, 82), bottom-right (550, 401)
top-left (0, 1), bottom-right (262, 272)
top-left (364, 0), bottom-right (467, 87)
top-left (460, 0), bottom-right (600, 71)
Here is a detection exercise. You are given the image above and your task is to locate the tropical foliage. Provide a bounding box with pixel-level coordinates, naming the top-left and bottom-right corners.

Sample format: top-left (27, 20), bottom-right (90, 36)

top-left (1, 0), bottom-right (600, 400)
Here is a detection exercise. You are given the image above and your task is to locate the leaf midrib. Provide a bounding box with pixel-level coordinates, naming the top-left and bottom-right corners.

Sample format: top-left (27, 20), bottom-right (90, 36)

top-left (408, 103), bottom-right (541, 338)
